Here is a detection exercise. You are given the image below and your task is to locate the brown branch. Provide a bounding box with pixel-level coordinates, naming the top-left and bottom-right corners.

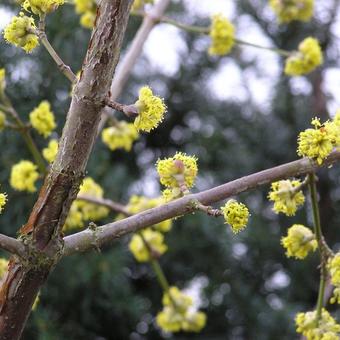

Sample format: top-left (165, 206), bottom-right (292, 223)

top-left (63, 151), bottom-right (340, 256)
top-left (0, 235), bottom-right (26, 258)
top-left (77, 195), bottom-right (131, 216)
top-left (0, 2), bottom-right (133, 339)
top-left (98, 0), bottom-right (172, 132)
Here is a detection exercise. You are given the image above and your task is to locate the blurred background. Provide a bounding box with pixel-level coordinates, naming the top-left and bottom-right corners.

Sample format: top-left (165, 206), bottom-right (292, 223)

top-left (1, 0), bottom-right (340, 339)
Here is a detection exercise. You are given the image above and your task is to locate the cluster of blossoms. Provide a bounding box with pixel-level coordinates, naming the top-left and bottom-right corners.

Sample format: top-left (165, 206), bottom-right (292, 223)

top-left (208, 14), bottom-right (235, 56)
top-left (3, 0), bottom-right (65, 52)
top-left (281, 224), bottom-right (317, 259)
top-left (3, 13), bottom-right (39, 53)
top-left (132, 0), bottom-right (154, 11)
top-left (129, 228), bottom-right (168, 262)
top-left (22, 0), bottom-right (64, 16)
top-left (298, 114), bottom-right (340, 165)
top-left (42, 139), bottom-right (58, 163)
top-left (285, 37), bottom-right (323, 76)
top-left (127, 196), bottom-right (172, 262)
top-left (156, 152), bottom-right (198, 201)
top-left (102, 121), bottom-right (138, 152)
top-left (134, 86), bottom-right (167, 133)
top-left (328, 253), bottom-right (340, 304)
top-left (74, 0), bottom-right (97, 29)
top-left (156, 286), bottom-right (206, 333)
top-left (29, 101), bottom-right (56, 138)
top-left (295, 309), bottom-right (340, 339)
top-left (269, 0), bottom-right (314, 23)
top-left (268, 179), bottom-right (305, 216)
top-left (221, 199), bottom-right (250, 234)
top-left (10, 160), bottom-right (39, 192)
top-left (64, 177), bottom-right (109, 231)
top-left (0, 186), bottom-right (7, 214)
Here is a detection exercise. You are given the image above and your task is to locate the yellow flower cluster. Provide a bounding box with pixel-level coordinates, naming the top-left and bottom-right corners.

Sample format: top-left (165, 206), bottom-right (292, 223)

top-left (328, 253), bottom-right (340, 304)
top-left (268, 179), bottom-right (305, 216)
top-left (10, 160), bottom-right (39, 192)
top-left (281, 224), bottom-right (317, 259)
top-left (102, 121), bottom-right (138, 152)
top-left (64, 177), bottom-right (109, 231)
top-left (221, 199), bottom-right (250, 234)
top-left (209, 14), bottom-right (235, 56)
top-left (3, 13), bottom-right (39, 53)
top-left (0, 112), bottom-right (5, 131)
top-left (285, 37), bottom-right (323, 76)
top-left (0, 258), bottom-right (8, 278)
top-left (295, 309), bottom-right (340, 339)
top-left (134, 86), bottom-right (166, 132)
top-left (0, 189), bottom-right (7, 214)
top-left (156, 152), bottom-right (198, 201)
top-left (42, 139), bottom-right (58, 163)
top-left (23, 0), bottom-right (64, 16)
top-left (132, 0), bottom-right (154, 11)
top-left (129, 228), bottom-right (167, 262)
top-left (298, 115), bottom-right (340, 165)
top-left (126, 195), bottom-right (172, 232)
top-left (156, 286), bottom-right (207, 333)
top-left (0, 69), bottom-right (6, 93)
top-left (74, 0), bottom-right (97, 29)
top-left (29, 101), bottom-right (56, 138)
top-left (269, 0), bottom-right (314, 23)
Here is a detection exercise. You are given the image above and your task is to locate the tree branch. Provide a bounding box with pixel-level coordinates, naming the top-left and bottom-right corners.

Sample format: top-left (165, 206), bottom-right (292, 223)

top-left (0, 235), bottom-right (26, 258)
top-left (64, 151), bottom-right (340, 256)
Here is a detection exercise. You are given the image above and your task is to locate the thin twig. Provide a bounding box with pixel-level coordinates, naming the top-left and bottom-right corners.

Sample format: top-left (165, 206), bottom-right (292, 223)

top-left (35, 16), bottom-right (77, 83)
top-left (63, 151), bottom-right (340, 255)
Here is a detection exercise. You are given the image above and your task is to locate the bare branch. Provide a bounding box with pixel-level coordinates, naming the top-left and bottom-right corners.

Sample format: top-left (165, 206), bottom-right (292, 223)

top-left (77, 195), bottom-right (131, 216)
top-left (64, 151), bottom-right (340, 256)
top-left (0, 234), bottom-right (26, 258)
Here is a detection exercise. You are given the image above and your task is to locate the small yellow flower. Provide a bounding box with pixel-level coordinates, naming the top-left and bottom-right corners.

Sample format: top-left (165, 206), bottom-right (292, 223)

top-left (328, 253), bottom-right (340, 287)
top-left (269, 0), bottom-right (314, 23)
top-left (64, 177), bottom-right (109, 231)
top-left (285, 37), bottom-right (323, 76)
top-left (281, 224), bottom-right (317, 259)
top-left (29, 101), bottom-right (56, 138)
top-left (0, 69), bottom-right (6, 93)
top-left (156, 286), bottom-right (207, 333)
top-left (23, 0), bottom-right (64, 16)
top-left (268, 179), bottom-right (305, 216)
top-left (208, 14), bottom-right (235, 56)
top-left (295, 309), bottom-right (340, 339)
top-left (74, 0), bottom-right (96, 29)
top-left (125, 195), bottom-right (172, 232)
top-left (0, 111), bottom-right (6, 131)
top-left (156, 152), bottom-right (198, 192)
top-left (128, 228), bottom-right (167, 262)
top-left (42, 139), bottom-right (58, 163)
top-left (10, 160), bottom-right (39, 192)
top-left (221, 200), bottom-right (250, 233)
top-left (297, 117), bottom-right (334, 165)
top-left (330, 287), bottom-right (340, 305)
top-left (134, 86), bottom-right (166, 132)
top-left (132, 0), bottom-right (154, 11)
top-left (3, 13), bottom-right (39, 53)
top-left (0, 258), bottom-right (9, 278)
top-left (0, 192), bottom-right (7, 214)
top-left (102, 121), bottom-right (138, 152)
